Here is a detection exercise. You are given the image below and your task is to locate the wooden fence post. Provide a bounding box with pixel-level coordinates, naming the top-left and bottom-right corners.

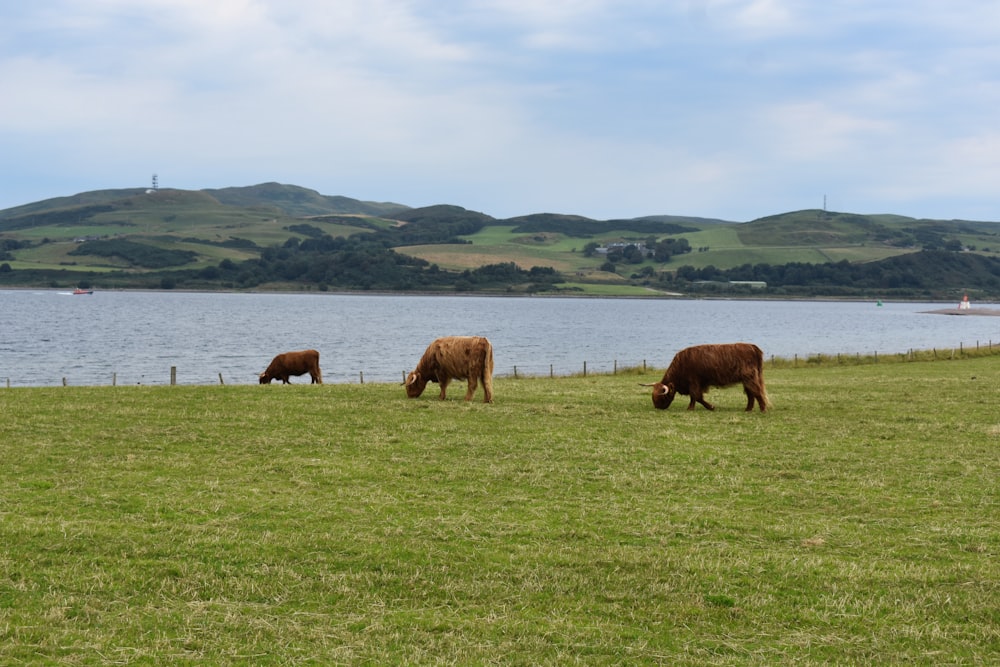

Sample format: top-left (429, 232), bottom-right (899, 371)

top-left (170, 366), bottom-right (177, 385)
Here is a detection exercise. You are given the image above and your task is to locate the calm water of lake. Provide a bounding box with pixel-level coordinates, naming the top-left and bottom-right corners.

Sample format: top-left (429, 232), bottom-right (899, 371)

top-left (1, 290), bottom-right (998, 386)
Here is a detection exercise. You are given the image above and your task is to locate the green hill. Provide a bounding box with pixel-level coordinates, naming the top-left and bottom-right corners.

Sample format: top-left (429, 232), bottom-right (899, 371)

top-left (2, 184), bottom-right (1000, 296)
top-left (204, 182), bottom-right (409, 218)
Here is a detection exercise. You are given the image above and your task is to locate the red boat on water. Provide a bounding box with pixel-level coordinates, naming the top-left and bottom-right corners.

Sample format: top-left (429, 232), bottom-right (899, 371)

top-left (73, 288), bottom-right (94, 295)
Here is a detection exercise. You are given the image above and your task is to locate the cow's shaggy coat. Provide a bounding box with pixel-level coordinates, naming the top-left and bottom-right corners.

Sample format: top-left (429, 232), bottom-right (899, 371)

top-left (643, 343), bottom-right (768, 411)
top-left (405, 336), bottom-right (494, 403)
top-left (259, 349), bottom-right (323, 384)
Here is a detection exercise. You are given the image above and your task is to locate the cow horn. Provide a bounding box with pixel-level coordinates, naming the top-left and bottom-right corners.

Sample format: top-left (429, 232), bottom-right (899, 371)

top-left (638, 382), bottom-right (655, 387)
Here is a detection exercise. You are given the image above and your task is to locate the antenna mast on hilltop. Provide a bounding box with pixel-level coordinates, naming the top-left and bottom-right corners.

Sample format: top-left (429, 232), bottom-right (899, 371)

top-left (152, 174), bottom-right (159, 191)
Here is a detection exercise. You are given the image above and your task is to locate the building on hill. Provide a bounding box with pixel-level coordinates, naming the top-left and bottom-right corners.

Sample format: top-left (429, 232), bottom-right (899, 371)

top-left (594, 242), bottom-right (652, 257)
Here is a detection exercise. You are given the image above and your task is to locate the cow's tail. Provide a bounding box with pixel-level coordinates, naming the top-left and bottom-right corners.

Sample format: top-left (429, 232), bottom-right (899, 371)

top-left (482, 339), bottom-right (495, 403)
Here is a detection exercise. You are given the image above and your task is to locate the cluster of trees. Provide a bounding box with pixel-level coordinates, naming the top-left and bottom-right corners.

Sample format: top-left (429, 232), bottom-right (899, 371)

top-left (178, 236), bottom-right (562, 293)
top-left (510, 215), bottom-right (697, 238)
top-left (455, 263), bottom-right (562, 292)
top-left (650, 238), bottom-right (692, 262)
top-left (379, 205), bottom-right (492, 245)
top-left (584, 237), bottom-right (693, 271)
top-left (643, 250), bottom-right (1000, 296)
top-left (69, 239), bottom-right (197, 268)
top-left (222, 236), bottom-right (430, 290)
top-left (0, 238), bottom-right (27, 261)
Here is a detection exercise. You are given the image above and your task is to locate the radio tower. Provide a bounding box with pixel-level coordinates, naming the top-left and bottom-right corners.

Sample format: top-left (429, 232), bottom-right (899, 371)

top-left (152, 174), bottom-right (159, 191)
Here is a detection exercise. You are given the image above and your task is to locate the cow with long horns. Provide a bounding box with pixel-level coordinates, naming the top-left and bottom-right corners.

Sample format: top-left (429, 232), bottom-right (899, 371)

top-left (641, 343), bottom-right (768, 411)
top-left (404, 336), bottom-right (494, 403)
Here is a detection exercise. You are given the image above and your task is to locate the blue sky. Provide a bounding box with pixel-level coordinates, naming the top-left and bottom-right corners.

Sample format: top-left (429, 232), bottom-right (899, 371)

top-left (3, 1), bottom-right (1000, 222)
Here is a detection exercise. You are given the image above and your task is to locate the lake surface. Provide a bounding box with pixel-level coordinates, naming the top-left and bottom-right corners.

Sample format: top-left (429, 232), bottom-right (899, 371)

top-left (2, 290), bottom-right (998, 387)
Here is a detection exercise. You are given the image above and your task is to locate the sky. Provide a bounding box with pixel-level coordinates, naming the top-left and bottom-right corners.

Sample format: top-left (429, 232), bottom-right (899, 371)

top-left (3, 1), bottom-right (1000, 222)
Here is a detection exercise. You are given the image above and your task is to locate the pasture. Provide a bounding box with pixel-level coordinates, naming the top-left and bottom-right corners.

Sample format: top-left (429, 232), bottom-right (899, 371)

top-left (1, 355), bottom-right (998, 664)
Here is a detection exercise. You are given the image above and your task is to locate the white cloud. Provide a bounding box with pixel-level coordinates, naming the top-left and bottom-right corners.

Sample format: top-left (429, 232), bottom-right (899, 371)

top-left (3, 1), bottom-right (1000, 220)
top-left (758, 101), bottom-right (892, 161)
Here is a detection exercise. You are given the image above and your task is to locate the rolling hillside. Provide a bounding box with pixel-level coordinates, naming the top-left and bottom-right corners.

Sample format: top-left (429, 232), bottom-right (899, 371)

top-left (2, 184), bottom-right (1000, 296)
top-left (0, 185), bottom-right (392, 273)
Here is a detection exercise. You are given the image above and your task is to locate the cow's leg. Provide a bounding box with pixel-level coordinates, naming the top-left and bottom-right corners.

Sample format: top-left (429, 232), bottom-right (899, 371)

top-left (687, 385), bottom-right (699, 410)
top-left (746, 388), bottom-right (767, 411)
top-left (438, 377), bottom-right (450, 400)
top-left (745, 380), bottom-right (767, 412)
top-left (692, 393), bottom-right (715, 410)
top-left (482, 374), bottom-right (493, 404)
top-left (689, 383), bottom-right (714, 410)
top-left (464, 376), bottom-right (478, 401)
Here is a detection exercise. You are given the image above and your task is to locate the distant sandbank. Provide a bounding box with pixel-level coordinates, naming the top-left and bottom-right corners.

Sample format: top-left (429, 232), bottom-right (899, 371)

top-left (922, 307), bottom-right (1000, 316)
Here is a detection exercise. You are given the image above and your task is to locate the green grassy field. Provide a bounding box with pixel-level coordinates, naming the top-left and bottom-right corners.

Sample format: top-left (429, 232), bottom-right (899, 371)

top-left (2, 354), bottom-right (999, 664)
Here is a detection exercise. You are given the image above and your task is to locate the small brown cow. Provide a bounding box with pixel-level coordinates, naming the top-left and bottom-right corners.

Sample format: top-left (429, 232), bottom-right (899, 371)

top-left (641, 342), bottom-right (768, 412)
top-left (404, 336), bottom-right (494, 403)
top-left (259, 349), bottom-right (323, 384)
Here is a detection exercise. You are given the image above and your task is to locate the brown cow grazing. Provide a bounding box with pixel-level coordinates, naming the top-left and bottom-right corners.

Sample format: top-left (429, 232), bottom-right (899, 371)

top-left (640, 343), bottom-right (768, 412)
top-left (405, 336), bottom-right (494, 403)
top-left (259, 349), bottom-right (323, 384)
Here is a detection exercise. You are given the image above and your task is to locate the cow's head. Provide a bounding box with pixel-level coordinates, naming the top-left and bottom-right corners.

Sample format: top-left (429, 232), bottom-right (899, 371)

top-left (404, 371), bottom-right (427, 398)
top-left (258, 372), bottom-right (272, 384)
top-left (650, 382), bottom-right (676, 410)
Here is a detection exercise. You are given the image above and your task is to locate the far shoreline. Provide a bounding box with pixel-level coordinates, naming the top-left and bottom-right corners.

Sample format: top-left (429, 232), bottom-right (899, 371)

top-left (922, 307), bottom-right (1000, 316)
top-left (2, 285), bottom-right (999, 306)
